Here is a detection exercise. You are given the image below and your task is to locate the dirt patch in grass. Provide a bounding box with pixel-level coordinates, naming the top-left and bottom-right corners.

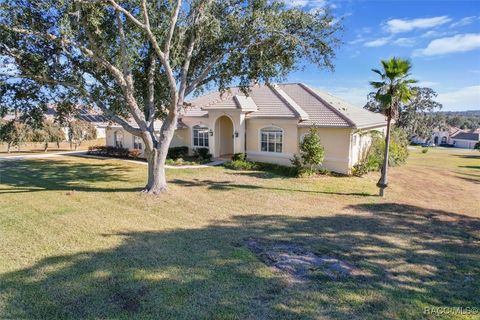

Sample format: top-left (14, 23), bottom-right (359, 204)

top-left (244, 237), bottom-right (367, 282)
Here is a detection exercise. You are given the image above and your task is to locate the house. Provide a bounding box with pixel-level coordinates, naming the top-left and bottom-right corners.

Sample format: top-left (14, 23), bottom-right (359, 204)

top-left (411, 126), bottom-right (461, 145)
top-left (106, 83), bottom-right (388, 174)
top-left (45, 106), bottom-right (109, 139)
top-left (451, 129), bottom-right (480, 149)
top-left (412, 126), bottom-right (480, 149)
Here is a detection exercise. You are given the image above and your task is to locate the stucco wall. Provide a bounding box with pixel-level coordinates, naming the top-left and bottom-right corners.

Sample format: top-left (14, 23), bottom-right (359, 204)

top-left (453, 139), bottom-right (478, 149)
top-left (298, 127), bottom-right (353, 174)
top-left (170, 128), bottom-right (189, 148)
top-left (245, 118), bottom-right (299, 166)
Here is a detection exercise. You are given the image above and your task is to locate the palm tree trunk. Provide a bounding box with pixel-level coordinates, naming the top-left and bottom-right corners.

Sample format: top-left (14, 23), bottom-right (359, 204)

top-left (377, 115), bottom-right (392, 196)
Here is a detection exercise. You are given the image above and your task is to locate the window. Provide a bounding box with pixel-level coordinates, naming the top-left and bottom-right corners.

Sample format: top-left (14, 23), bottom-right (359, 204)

top-left (260, 127), bottom-right (283, 153)
top-left (193, 125), bottom-right (209, 147)
top-left (114, 131), bottom-right (123, 148)
top-left (133, 136), bottom-right (143, 150)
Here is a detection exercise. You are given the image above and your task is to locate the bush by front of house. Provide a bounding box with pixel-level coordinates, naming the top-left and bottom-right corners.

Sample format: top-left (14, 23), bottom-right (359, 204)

top-left (87, 146), bottom-right (212, 165)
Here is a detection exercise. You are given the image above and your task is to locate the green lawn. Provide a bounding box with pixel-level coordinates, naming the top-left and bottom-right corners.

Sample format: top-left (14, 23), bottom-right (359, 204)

top-left (0, 148), bottom-right (479, 319)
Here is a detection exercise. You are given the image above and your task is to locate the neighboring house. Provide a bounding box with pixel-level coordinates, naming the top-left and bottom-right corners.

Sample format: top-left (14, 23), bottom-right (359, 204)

top-left (106, 83), bottom-right (387, 174)
top-left (412, 126), bottom-right (461, 145)
top-left (45, 107), bottom-right (109, 139)
top-left (451, 130), bottom-right (480, 149)
top-left (412, 126), bottom-right (479, 149)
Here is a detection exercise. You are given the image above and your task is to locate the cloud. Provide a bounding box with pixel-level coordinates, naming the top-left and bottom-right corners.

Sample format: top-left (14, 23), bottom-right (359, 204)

top-left (364, 37), bottom-right (390, 47)
top-left (284, 0), bottom-right (327, 9)
top-left (393, 37), bottom-right (416, 47)
top-left (414, 33), bottom-right (480, 56)
top-left (415, 81), bottom-right (438, 87)
top-left (386, 16), bottom-right (451, 33)
top-left (437, 85), bottom-right (480, 111)
top-left (450, 16), bottom-right (478, 28)
top-left (363, 36), bottom-right (415, 47)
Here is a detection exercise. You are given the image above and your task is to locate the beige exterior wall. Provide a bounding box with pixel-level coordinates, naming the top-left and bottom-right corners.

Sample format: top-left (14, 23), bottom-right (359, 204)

top-left (298, 127), bottom-right (353, 174)
top-left (246, 118), bottom-right (299, 167)
top-left (105, 117), bottom-right (386, 175)
top-left (170, 128), bottom-right (189, 148)
top-left (106, 126), bottom-right (136, 150)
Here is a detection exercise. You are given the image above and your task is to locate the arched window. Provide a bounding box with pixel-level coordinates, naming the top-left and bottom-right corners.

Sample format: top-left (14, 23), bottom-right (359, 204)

top-left (260, 127), bottom-right (283, 153)
top-left (133, 136), bottom-right (143, 150)
top-left (193, 125), bottom-right (209, 147)
top-left (114, 130), bottom-right (123, 148)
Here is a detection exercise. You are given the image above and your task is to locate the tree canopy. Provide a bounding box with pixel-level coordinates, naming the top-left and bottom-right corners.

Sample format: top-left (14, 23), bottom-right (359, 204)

top-left (365, 86), bottom-right (443, 140)
top-left (0, 0), bottom-right (341, 193)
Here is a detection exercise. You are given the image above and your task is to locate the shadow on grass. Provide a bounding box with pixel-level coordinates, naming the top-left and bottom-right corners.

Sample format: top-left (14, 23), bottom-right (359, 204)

top-left (454, 155), bottom-right (480, 160)
top-left (1, 204), bottom-right (478, 319)
top-left (171, 178), bottom-right (375, 197)
top-left (459, 165), bottom-right (480, 170)
top-left (0, 159), bottom-right (140, 193)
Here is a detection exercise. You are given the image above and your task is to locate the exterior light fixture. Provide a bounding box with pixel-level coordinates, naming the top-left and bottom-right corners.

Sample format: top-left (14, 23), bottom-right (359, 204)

top-left (209, 129), bottom-right (213, 136)
top-left (234, 131), bottom-right (239, 138)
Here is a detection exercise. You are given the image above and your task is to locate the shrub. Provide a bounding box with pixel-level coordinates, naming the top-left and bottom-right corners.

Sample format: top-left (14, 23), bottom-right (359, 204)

top-left (224, 159), bottom-right (254, 170)
top-left (421, 148), bottom-right (428, 154)
top-left (87, 145), bottom-right (130, 158)
top-left (354, 127), bottom-right (409, 176)
top-left (168, 146), bottom-right (188, 160)
top-left (352, 162), bottom-right (370, 177)
top-left (299, 128), bottom-right (324, 169)
top-left (232, 153), bottom-right (247, 161)
top-left (291, 128), bottom-right (325, 176)
top-left (193, 147), bottom-right (212, 162)
top-left (129, 148), bottom-right (142, 159)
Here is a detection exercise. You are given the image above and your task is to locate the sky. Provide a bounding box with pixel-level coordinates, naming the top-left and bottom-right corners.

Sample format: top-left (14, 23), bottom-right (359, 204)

top-left (285, 0), bottom-right (480, 111)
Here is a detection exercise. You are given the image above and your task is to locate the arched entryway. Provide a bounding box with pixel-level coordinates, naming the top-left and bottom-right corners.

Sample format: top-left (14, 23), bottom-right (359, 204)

top-left (215, 115), bottom-right (234, 158)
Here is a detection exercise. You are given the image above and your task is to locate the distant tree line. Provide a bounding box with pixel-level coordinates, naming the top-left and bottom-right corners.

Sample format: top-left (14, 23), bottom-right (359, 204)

top-left (435, 112), bottom-right (480, 130)
top-left (0, 117), bottom-right (96, 153)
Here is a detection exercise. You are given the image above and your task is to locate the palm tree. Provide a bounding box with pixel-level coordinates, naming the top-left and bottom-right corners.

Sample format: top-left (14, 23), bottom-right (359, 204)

top-left (370, 57), bottom-right (417, 196)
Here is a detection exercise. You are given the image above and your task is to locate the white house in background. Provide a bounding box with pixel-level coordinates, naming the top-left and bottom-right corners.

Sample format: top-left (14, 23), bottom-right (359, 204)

top-left (451, 130), bottom-right (480, 149)
top-left (106, 83), bottom-right (388, 174)
top-left (412, 126), bottom-right (462, 145)
top-left (412, 126), bottom-right (479, 149)
top-left (45, 107), bottom-right (109, 139)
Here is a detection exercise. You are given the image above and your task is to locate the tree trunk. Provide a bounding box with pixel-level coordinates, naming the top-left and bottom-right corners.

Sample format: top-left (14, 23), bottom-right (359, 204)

top-left (142, 117), bottom-right (177, 195)
top-left (44, 142), bottom-right (48, 152)
top-left (143, 147), bottom-right (168, 194)
top-left (377, 115), bottom-right (392, 197)
top-left (7, 143), bottom-right (11, 153)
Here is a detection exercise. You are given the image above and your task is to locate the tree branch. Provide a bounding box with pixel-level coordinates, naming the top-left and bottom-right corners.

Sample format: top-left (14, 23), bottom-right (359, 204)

top-left (106, 0), bottom-right (146, 29)
top-left (164, 0), bottom-right (182, 58)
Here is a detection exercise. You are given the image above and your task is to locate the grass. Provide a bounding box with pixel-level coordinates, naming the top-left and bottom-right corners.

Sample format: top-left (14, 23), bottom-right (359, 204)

top-left (0, 138), bottom-right (105, 156)
top-left (0, 147), bottom-right (478, 319)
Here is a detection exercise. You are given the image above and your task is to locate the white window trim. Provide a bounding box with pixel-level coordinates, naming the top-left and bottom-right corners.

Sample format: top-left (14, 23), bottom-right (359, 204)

top-left (259, 126), bottom-right (284, 153)
top-left (192, 125), bottom-right (209, 148)
top-left (114, 130), bottom-right (124, 148)
top-left (133, 136), bottom-right (143, 150)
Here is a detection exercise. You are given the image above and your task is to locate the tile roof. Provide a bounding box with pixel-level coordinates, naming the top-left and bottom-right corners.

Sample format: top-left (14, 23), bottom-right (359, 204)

top-left (451, 131), bottom-right (480, 141)
top-left (186, 83), bottom-right (387, 129)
